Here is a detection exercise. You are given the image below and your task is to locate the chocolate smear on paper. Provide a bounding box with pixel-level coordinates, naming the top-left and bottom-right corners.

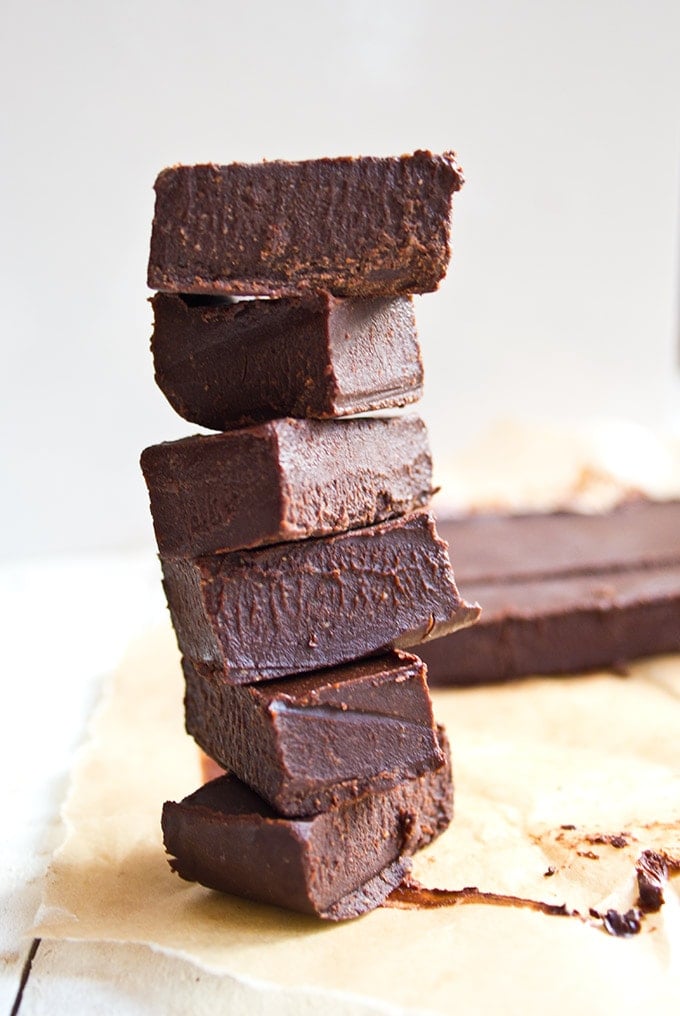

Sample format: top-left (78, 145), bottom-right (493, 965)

top-left (384, 878), bottom-right (583, 921)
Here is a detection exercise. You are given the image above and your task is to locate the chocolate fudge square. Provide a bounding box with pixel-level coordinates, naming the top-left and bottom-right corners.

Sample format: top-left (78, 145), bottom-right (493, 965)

top-left (162, 728), bottom-right (452, 920)
top-left (141, 415), bottom-right (432, 557)
top-left (161, 510), bottom-right (481, 683)
top-left (151, 293), bottom-right (423, 429)
top-left (183, 651), bottom-right (443, 816)
top-left (148, 151), bottom-right (463, 298)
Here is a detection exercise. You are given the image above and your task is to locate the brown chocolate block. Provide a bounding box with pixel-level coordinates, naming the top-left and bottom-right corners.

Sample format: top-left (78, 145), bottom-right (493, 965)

top-left (422, 564), bottom-right (680, 684)
top-left (162, 728), bottom-right (452, 920)
top-left (147, 152), bottom-right (463, 298)
top-left (435, 499), bottom-right (680, 586)
top-left (141, 416), bottom-right (432, 557)
top-left (420, 502), bottom-right (680, 684)
top-left (184, 651), bottom-right (443, 817)
top-left (161, 510), bottom-right (481, 684)
top-left (151, 293), bottom-right (423, 429)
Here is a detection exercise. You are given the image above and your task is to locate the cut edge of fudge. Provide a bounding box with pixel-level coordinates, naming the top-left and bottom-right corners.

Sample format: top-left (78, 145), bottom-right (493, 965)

top-left (421, 563), bottom-right (680, 685)
top-left (148, 151), bottom-right (464, 298)
top-left (150, 292), bottom-right (424, 429)
top-left (160, 510), bottom-right (481, 683)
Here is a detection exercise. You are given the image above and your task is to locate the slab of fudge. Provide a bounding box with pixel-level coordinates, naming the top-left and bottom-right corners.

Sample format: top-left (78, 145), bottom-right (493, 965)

top-left (162, 728), bottom-right (452, 920)
top-left (184, 651), bottom-right (443, 816)
top-left (151, 293), bottom-right (423, 429)
top-left (147, 151), bottom-right (463, 298)
top-left (436, 499), bottom-right (680, 585)
top-left (161, 511), bottom-right (481, 683)
top-left (420, 504), bottom-right (680, 684)
top-left (141, 416), bottom-right (432, 557)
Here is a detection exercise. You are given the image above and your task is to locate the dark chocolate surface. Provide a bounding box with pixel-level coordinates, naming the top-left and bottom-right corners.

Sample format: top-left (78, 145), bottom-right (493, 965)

top-left (151, 293), bottom-right (423, 429)
top-left (184, 651), bottom-right (443, 816)
top-left (141, 416), bottom-right (432, 557)
top-left (161, 510), bottom-right (481, 683)
top-left (421, 502), bottom-right (680, 683)
top-left (437, 499), bottom-right (680, 585)
top-left (162, 728), bottom-right (452, 920)
top-left (148, 152), bottom-right (463, 298)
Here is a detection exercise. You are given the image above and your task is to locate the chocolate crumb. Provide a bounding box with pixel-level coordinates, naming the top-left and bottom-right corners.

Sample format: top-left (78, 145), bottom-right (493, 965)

top-left (636, 850), bottom-right (668, 913)
top-left (543, 867), bottom-right (557, 877)
top-left (586, 832), bottom-right (629, 848)
top-left (560, 824), bottom-right (576, 831)
top-left (609, 835), bottom-right (628, 848)
top-left (602, 908), bottom-right (642, 938)
top-left (577, 850), bottom-right (600, 860)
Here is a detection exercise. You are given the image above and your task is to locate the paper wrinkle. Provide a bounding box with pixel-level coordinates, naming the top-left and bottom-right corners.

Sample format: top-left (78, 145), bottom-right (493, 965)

top-left (35, 624), bottom-right (680, 1013)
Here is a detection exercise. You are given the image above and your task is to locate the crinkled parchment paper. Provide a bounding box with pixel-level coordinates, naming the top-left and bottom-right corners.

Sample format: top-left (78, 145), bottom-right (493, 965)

top-left (35, 624), bottom-right (680, 1014)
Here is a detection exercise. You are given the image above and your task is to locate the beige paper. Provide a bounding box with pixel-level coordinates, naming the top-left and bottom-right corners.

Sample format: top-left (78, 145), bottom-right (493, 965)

top-left (36, 625), bottom-right (680, 1013)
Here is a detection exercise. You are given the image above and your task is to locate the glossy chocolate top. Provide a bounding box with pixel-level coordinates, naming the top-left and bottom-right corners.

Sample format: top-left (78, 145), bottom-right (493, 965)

top-left (184, 651), bottom-right (443, 816)
top-left (436, 499), bottom-right (680, 585)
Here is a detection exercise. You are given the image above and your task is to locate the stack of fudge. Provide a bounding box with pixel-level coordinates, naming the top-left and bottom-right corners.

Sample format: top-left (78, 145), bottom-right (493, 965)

top-left (141, 153), bottom-right (480, 920)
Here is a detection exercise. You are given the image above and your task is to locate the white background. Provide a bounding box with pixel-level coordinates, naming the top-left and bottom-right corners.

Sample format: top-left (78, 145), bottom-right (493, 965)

top-left (2, 0), bottom-right (679, 560)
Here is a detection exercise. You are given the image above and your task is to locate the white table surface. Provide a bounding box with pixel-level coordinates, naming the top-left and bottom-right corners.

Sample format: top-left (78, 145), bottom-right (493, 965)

top-left (1, 551), bottom-right (169, 1015)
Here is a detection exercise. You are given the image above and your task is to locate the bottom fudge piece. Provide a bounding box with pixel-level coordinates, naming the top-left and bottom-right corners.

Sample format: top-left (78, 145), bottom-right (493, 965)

top-left (162, 728), bottom-right (452, 920)
top-left (184, 651), bottom-right (443, 817)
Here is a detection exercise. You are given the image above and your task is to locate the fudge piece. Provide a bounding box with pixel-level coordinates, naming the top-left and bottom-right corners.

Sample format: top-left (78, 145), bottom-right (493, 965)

top-left (184, 651), bottom-right (443, 816)
top-left (148, 152), bottom-right (463, 298)
top-left (436, 499), bottom-right (680, 585)
top-left (161, 511), bottom-right (481, 683)
top-left (420, 503), bottom-right (680, 684)
top-left (151, 293), bottom-right (423, 429)
top-left (422, 564), bottom-right (680, 684)
top-left (141, 415), bottom-right (432, 557)
top-left (162, 729), bottom-right (452, 920)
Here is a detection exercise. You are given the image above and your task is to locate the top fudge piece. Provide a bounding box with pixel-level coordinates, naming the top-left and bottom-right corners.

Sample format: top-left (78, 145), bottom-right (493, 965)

top-left (147, 151), bottom-right (463, 298)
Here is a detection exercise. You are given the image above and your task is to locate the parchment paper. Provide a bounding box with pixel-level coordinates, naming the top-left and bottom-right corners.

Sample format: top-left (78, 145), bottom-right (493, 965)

top-left (35, 624), bottom-right (680, 1014)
